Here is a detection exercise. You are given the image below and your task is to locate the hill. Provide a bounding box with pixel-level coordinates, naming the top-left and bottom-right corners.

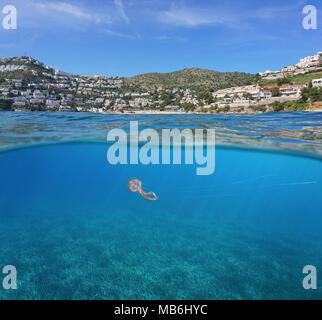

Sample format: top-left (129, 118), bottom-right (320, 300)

top-left (124, 68), bottom-right (257, 93)
top-left (0, 57), bottom-right (55, 82)
top-left (0, 58), bottom-right (256, 93)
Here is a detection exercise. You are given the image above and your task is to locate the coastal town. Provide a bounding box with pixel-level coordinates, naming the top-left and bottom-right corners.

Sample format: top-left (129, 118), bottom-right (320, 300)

top-left (0, 52), bottom-right (322, 114)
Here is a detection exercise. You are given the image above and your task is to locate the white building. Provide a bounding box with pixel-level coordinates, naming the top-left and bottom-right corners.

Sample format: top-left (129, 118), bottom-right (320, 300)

top-left (312, 78), bottom-right (322, 88)
top-left (297, 53), bottom-right (322, 67)
top-left (259, 70), bottom-right (280, 77)
top-left (46, 100), bottom-right (60, 107)
top-left (13, 101), bottom-right (26, 107)
top-left (213, 85), bottom-right (261, 100)
top-left (279, 85), bottom-right (305, 97)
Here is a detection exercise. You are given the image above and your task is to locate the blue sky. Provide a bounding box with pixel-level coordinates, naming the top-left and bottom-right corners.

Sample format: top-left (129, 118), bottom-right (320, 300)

top-left (0, 0), bottom-right (321, 77)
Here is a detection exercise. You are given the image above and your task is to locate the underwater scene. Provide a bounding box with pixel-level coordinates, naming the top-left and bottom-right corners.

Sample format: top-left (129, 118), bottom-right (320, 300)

top-left (0, 111), bottom-right (322, 300)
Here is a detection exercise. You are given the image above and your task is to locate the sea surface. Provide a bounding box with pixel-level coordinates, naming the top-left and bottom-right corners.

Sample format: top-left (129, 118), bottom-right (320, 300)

top-left (0, 111), bottom-right (321, 300)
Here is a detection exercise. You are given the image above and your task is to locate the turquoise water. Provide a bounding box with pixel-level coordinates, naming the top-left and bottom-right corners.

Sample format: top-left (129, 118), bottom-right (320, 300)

top-left (0, 111), bottom-right (322, 300)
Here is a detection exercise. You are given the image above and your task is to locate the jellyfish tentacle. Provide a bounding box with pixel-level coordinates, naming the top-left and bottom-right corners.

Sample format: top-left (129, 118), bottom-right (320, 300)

top-left (139, 189), bottom-right (158, 201)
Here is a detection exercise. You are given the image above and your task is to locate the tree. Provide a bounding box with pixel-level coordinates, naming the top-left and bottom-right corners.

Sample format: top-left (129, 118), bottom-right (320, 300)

top-left (220, 105), bottom-right (230, 112)
top-left (197, 92), bottom-right (214, 104)
top-left (0, 99), bottom-right (13, 111)
top-left (271, 87), bottom-right (280, 97)
top-left (277, 77), bottom-right (291, 86)
top-left (271, 101), bottom-right (284, 112)
top-left (243, 92), bottom-right (252, 100)
top-left (301, 87), bottom-right (322, 102)
top-left (182, 102), bottom-right (195, 112)
top-left (209, 105), bottom-right (218, 113)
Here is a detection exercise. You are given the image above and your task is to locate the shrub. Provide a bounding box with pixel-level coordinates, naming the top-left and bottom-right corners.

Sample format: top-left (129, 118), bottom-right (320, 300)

top-left (301, 87), bottom-right (322, 102)
top-left (271, 101), bottom-right (284, 112)
top-left (0, 99), bottom-right (12, 111)
top-left (220, 105), bottom-right (230, 112)
top-left (250, 105), bottom-right (267, 112)
top-left (182, 102), bottom-right (196, 112)
top-left (277, 77), bottom-right (291, 86)
top-left (271, 87), bottom-right (280, 97)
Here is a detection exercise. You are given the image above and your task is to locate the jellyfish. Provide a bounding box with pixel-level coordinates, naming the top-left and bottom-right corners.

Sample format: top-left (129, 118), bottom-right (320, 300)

top-left (128, 178), bottom-right (158, 201)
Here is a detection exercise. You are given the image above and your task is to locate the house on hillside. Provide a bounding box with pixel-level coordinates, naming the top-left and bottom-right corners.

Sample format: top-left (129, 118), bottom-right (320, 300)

top-left (279, 85), bottom-right (305, 97)
top-left (312, 79), bottom-right (322, 88)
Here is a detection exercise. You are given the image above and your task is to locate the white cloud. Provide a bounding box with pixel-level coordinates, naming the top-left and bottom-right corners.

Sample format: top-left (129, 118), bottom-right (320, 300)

top-left (103, 29), bottom-right (140, 39)
top-left (34, 2), bottom-right (93, 21)
top-left (158, 5), bottom-right (229, 27)
top-left (114, 0), bottom-right (130, 24)
top-left (158, 2), bottom-right (306, 28)
top-left (14, 0), bottom-right (114, 29)
top-left (152, 35), bottom-right (187, 42)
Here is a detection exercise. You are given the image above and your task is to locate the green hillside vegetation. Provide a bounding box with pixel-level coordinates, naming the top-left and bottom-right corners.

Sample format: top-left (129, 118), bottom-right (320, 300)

top-left (0, 70), bottom-right (38, 82)
top-left (269, 100), bottom-right (308, 112)
top-left (0, 99), bottom-right (13, 111)
top-left (259, 70), bottom-right (322, 87)
top-left (301, 85), bottom-right (322, 102)
top-left (267, 86), bottom-right (322, 112)
top-left (0, 59), bottom-right (54, 81)
top-left (124, 68), bottom-right (257, 93)
top-left (0, 60), bottom-right (25, 66)
top-left (291, 71), bottom-right (322, 85)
